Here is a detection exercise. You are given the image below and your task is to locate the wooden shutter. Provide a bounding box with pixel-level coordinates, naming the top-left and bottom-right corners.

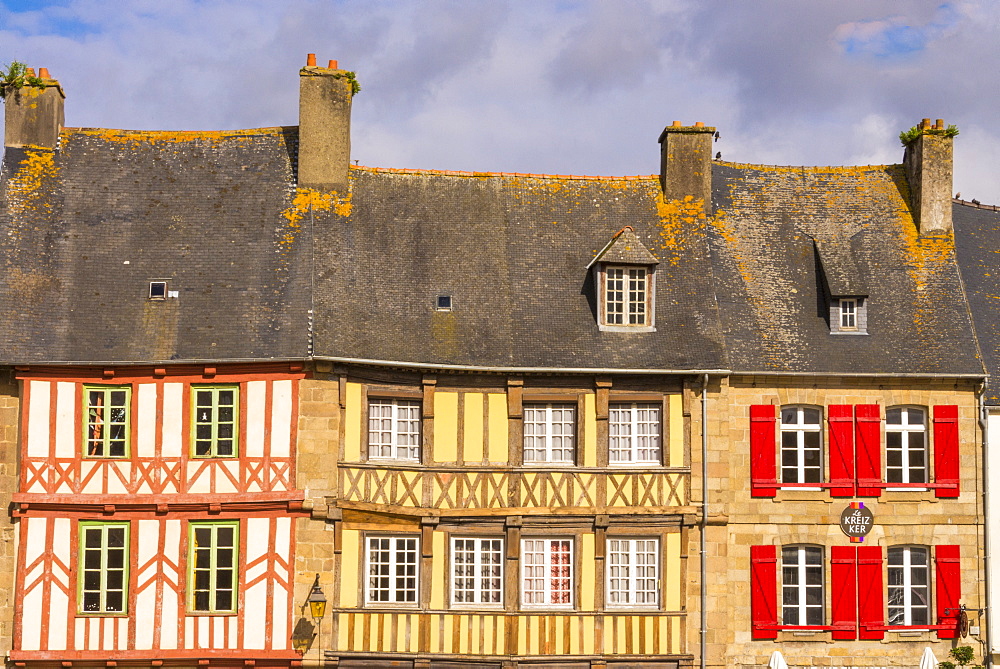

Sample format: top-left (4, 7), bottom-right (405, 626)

top-left (935, 545), bottom-right (961, 639)
top-left (856, 545), bottom-right (884, 640)
top-left (933, 405), bottom-right (960, 498)
top-left (829, 405), bottom-right (855, 497)
top-left (830, 546), bottom-right (857, 639)
top-left (750, 545), bottom-right (778, 639)
top-left (855, 405), bottom-right (882, 497)
top-left (750, 405), bottom-right (777, 498)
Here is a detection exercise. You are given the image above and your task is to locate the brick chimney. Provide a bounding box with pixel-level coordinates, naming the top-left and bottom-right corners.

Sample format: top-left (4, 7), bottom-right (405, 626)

top-left (903, 118), bottom-right (953, 235)
top-left (298, 54), bottom-right (353, 191)
top-left (658, 121), bottom-right (715, 215)
top-left (4, 66), bottom-right (64, 149)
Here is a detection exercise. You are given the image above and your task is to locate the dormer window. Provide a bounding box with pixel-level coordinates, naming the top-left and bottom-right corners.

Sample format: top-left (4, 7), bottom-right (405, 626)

top-left (830, 296), bottom-right (868, 335)
top-left (812, 235), bottom-right (868, 336)
top-left (589, 227), bottom-right (658, 333)
top-left (839, 299), bottom-right (857, 330)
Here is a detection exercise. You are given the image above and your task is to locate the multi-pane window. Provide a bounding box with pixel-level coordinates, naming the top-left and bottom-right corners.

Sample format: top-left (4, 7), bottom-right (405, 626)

top-left (85, 386), bottom-right (130, 457)
top-left (523, 403), bottom-right (576, 463)
top-left (79, 522), bottom-right (129, 614)
top-left (839, 299), bottom-right (857, 329)
top-left (780, 407), bottom-right (822, 484)
top-left (607, 538), bottom-right (659, 607)
top-left (609, 403), bottom-right (661, 464)
top-left (605, 266), bottom-right (648, 326)
top-left (888, 546), bottom-right (930, 626)
top-left (189, 521), bottom-right (238, 613)
top-left (368, 399), bottom-right (421, 460)
top-left (192, 386), bottom-right (238, 457)
top-left (521, 538), bottom-right (573, 606)
top-left (451, 537), bottom-right (503, 606)
top-left (366, 536), bottom-right (418, 604)
top-left (781, 545), bottom-right (823, 625)
top-left (886, 407), bottom-right (927, 486)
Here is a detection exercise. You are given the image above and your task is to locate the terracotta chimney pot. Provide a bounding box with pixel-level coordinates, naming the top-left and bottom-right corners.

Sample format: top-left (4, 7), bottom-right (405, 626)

top-left (921, 118), bottom-right (931, 129)
top-left (935, 119), bottom-right (945, 130)
top-left (671, 120), bottom-right (682, 127)
top-left (25, 68), bottom-right (35, 77)
top-left (306, 53), bottom-right (316, 67)
top-left (38, 67), bottom-right (50, 79)
top-left (694, 121), bottom-right (704, 128)
top-left (328, 60), bottom-right (338, 69)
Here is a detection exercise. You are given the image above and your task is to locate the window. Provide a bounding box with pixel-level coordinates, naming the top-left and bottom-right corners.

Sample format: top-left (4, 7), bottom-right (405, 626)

top-left (888, 546), bottom-right (930, 626)
top-left (781, 545), bottom-right (823, 625)
top-left (609, 403), bottom-right (661, 464)
top-left (886, 407), bottom-right (927, 487)
top-left (85, 386), bottom-right (130, 457)
top-left (523, 403), bottom-right (576, 464)
top-left (79, 522), bottom-right (129, 614)
top-left (521, 538), bottom-right (573, 607)
top-left (188, 521), bottom-right (238, 613)
top-left (366, 536), bottom-right (418, 604)
top-left (192, 386), bottom-right (239, 457)
top-left (607, 538), bottom-right (659, 607)
top-left (839, 299), bottom-right (857, 329)
top-left (368, 399), bottom-right (421, 460)
top-left (780, 406), bottom-right (822, 484)
top-left (605, 266), bottom-right (648, 326)
top-left (436, 295), bottom-right (452, 311)
top-left (149, 281), bottom-right (167, 299)
top-left (451, 537), bottom-right (503, 606)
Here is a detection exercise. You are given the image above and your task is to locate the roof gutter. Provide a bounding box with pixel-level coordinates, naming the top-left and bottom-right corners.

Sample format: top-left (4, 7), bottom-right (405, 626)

top-left (735, 370), bottom-right (986, 379)
top-left (312, 356), bottom-right (732, 375)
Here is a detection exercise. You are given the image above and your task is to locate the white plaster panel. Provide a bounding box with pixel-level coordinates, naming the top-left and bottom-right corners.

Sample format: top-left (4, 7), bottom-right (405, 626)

top-left (118, 617), bottom-right (128, 649)
top-left (27, 380), bottom-right (50, 458)
top-left (186, 463), bottom-right (210, 493)
top-left (243, 577), bottom-right (266, 650)
top-left (161, 383), bottom-right (184, 458)
top-left (198, 616), bottom-right (209, 648)
top-left (270, 379), bottom-right (292, 457)
top-left (217, 461), bottom-right (239, 493)
top-left (135, 585), bottom-right (156, 650)
top-left (213, 616), bottom-right (224, 649)
top-left (246, 381), bottom-right (266, 457)
top-left (106, 462), bottom-right (130, 494)
top-left (275, 516), bottom-right (291, 564)
top-left (103, 616), bottom-right (115, 649)
top-left (81, 461), bottom-right (101, 494)
top-left (86, 617), bottom-right (98, 650)
top-left (137, 383), bottom-right (157, 457)
top-left (246, 517), bottom-right (270, 564)
top-left (20, 518), bottom-right (46, 651)
top-left (137, 519), bottom-right (158, 567)
top-left (73, 618), bottom-right (84, 650)
top-left (184, 617), bottom-right (194, 649)
top-left (48, 517), bottom-right (71, 651)
top-left (228, 615), bottom-right (238, 649)
top-left (271, 579), bottom-right (288, 650)
top-left (159, 520), bottom-right (181, 650)
top-left (55, 382), bottom-right (76, 458)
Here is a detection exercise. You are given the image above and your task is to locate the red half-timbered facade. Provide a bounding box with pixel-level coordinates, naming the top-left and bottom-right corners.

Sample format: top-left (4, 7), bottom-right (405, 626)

top-left (10, 364), bottom-right (308, 667)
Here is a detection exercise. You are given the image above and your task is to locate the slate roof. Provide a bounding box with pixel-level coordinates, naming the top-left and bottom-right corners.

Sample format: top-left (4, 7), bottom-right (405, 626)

top-left (708, 162), bottom-right (982, 375)
top-left (953, 201), bottom-right (1000, 402)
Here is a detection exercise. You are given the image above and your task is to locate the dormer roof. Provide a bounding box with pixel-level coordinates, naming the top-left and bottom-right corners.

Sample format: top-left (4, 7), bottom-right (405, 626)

top-left (813, 235), bottom-right (867, 297)
top-left (588, 226), bottom-right (660, 268)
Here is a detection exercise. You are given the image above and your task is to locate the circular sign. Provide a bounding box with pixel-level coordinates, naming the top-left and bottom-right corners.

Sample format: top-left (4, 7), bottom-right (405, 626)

top-left (840, 503), bottom-right (874, 539)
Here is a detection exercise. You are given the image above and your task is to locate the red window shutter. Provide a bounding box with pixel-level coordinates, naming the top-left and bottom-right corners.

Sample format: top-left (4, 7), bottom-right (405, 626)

top-left (933, 405), bottom-right (960, 498)
top-left (856, 545), bottom-right (885, 640)
top-left (935, 545), bottom-right (961, 639)
top-left (855, 405), bottom-right (882, 497)
top-left (829, 405), bottom-right (855, 497)
top-left (750, 405), bottom-right (777, 498)
top-left (830, 546), bottom-right (858, 639)
top-left (751, 545), bottom-right (778, 639)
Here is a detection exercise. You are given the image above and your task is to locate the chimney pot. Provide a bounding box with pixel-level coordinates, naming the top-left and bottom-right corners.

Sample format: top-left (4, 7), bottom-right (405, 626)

top-left (921, 118), bottom-right (931, 129)
top-left (38, 67), bottom-right (50, 79)
top-left (671, 120), bottom-right (682, 127)
top-left (25, 67), bottom-right (35, 77)
top-left (306, 53), bottom-right (316, 67)
top-left (328, 60), bottom-right (338, 69)
top-left (694, 121), bottom-right (704, 128)
top-left (935, 118), bottom-right (944, 130)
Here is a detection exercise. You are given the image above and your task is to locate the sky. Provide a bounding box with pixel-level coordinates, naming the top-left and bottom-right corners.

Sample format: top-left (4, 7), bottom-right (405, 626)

top-left (2, 0), bottom-right (1000, 202)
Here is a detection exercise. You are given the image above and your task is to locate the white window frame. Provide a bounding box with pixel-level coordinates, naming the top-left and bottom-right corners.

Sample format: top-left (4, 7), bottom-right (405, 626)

top-left (781, 545), bottom-right (824, 626)
top-left (607, 537), bottom-right (659, 608)
top-left (780, 406), bottom-right (823, 487)
top-left (365, 536), bottom-right (419, 605)
top-left (885, 407), bottom-right (928, 490)
top-left (609, 403), bottom-right (662, 464)
top-left (521, 538), bottom-right (574, 608)
top-left (450, 537), bottom-right (503, 607)
top-left (888, 546), bottom-right (930, 627)
top-left (604, 266), bottom-right (650, 327)
top-left (523, 403), bottom-right (576, 464)
top-left (368, 399), bottom-right (421, 461)
top-left (839, 298), bottom-right (857, 329)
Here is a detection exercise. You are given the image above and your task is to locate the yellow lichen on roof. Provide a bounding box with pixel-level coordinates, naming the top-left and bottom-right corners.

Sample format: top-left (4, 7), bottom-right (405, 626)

top-left (6, 149), bottom-right (58, 226)
top-left (278, 187), bottom-right (352, 252)
top-left (69, 126), bottom-right (287, 145)
top-left (655, 195), bottom-right (723, 266)
top-left (717, 160), bottom-right (897, 174)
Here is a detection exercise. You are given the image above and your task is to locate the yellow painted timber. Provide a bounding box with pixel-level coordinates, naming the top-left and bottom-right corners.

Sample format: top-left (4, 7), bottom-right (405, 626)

top-left (569, 614), bottom-right (580, 654)
top-left (340, 529), bottom-right (359, 608)
top-left (672, 615), bottom-right (681, 652)
top-left (583, 615), bottom-right (595, 654)
top-left (666, 531), bottom-right (681, 610)
top-left (584, 393), bottom-right (597, 467)
top-left (443, 610), bottom-right (454, 654)
top-left (431, 531), bottom-right (446, 609)
top-left (345, 383), bottom-right (362, 461)
top-left (435, 392), bottom-right (459, 463)
top-left (581, 533), bottom-right (596, 610)
top-left (669, 394), bottom-right (684, 467)
top-left (487, 393), bottom-right (508, 463)
top-left (337, 612), bottom-right (348, 650)
top-left (464, 393), bottom-right (484, 463)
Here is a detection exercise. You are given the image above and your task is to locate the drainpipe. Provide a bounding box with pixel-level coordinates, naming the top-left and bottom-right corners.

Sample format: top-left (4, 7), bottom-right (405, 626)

top-left (700, 373), bottom-right (709, 669)
top-left (979, 379), bottom-right (992, 668)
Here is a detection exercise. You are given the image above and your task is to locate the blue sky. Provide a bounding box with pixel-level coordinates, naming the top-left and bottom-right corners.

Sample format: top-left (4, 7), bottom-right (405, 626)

top-left (2, 0), bottom-right (1000, 202)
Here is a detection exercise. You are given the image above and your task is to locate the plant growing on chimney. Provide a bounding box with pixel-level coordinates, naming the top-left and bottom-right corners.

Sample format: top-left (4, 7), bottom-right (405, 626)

top-left (336, 71), bottom-right (361, 96)
top-left (899, 122), bottom-right (959, 146)
top-left (0, 60), bottom-right (47, 100)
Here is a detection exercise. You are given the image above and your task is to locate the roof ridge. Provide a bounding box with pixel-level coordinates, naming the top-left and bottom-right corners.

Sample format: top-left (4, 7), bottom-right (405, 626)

top-left (350, 165), bottom-right (657, 181)
top-left (953, 196), bottom-right (1000, 211)
top-left (714, 160), bottom-right (898, 173)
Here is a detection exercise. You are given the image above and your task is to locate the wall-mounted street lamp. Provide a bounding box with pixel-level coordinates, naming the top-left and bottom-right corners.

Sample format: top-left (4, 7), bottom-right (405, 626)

top-left (306, 574), bottom-right (327, 663)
